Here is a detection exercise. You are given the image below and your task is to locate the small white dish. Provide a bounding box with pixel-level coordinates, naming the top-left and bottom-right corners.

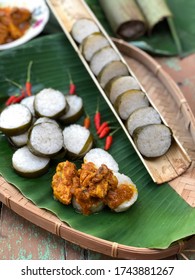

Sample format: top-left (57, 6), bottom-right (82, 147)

top-left (0, 0), bottom-right (50, 50)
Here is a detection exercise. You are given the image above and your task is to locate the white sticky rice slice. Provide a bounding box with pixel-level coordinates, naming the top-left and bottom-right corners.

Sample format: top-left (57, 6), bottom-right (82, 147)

top-left (10, 131), bottom-right (28, 147)
top-left (21, 96), bottom-right (35, 116)
top-left (59, 95), bottom-right (83, 124)
top-left (63, 124), bottom-right (92, 156)
top-left (107, 76), bottom-right (141, 104)
top-left (71, 18), bottom-right (100, 44)
top-left (28, 122), bottom-right (64, 157)
top-left (126, 106), bottom-right (162, 136)
top-left (12, 146), bottom-right (50, 178)
top-left (72, 197), bottom-right (104, 215)
top-left (90, 46), bottom-right (120, 76)
top-left (133, 124), bottom-right (172, 158)
top-left (34, 117), bottom-right (59, 126)
top-left (84, 148), bottom-right (119, 172)
top-left (34, 88), bottom-right (67, 119)
top-left (112, 172), bottom-right (138, 212)
top-left (98, 60), bottom-right (129, 88)
top-left (81, 32), bottom-right (110, 61)
top-left (0, 103), bottom-right (32, 136)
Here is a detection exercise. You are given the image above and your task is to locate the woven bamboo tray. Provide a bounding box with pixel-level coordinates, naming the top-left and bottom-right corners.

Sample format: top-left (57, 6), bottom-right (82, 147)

top-left (46, 0), bottom-right (191, 184)
top-left (0, 38), bottom-right (195, 259)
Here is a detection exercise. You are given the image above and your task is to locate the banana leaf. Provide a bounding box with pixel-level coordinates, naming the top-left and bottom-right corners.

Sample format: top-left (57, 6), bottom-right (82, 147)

top-left (0, 33), bottom-right (195, 249)
top-left (85, 0), bottom-right (195, 56)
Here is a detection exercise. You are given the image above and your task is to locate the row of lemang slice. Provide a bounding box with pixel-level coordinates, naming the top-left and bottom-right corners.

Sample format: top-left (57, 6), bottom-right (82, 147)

top-left (71, 18), bottom-right (172, 159)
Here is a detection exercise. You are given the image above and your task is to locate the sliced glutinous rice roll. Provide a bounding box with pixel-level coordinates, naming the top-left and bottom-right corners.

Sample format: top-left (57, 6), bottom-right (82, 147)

top-left (9, 130), bottom-right (29, 148)
top-left (34, 88), bottom-right (68, 119)
top-left (115, 89), bottom-right (150, 120)
top-left (71, 18), bottom-right (99, 44)
top-left (59, 95), bottom-right (83, 124)
top-left (63, 124), bottom-right (93, 159)
top-left (0, 104), bottom-right (32, 136)
top-left (133, 124), bottom-right (172, 158)
top-left (98, 60), bottom-right (129, 88)
top-left (90, 46), bottom-right (120, 76)
top-left (81, 32), bottom-right (110, 61)
top-left (21, 96), bottom-right (35, 116)
top-left (126, 106), bottom-right (162, 136)
top-left (12, 146), bottom-right (50, 178)
top-left (107, 172), bottom-right (138, 212)
top-left (34, 117), bottom-right (59, 126)
top-left (84, 148), bottom-right (119, 173)
top-left (28, 122), bottom-right (64, 158)
top-left (105, 76), bottom-right (141, 104)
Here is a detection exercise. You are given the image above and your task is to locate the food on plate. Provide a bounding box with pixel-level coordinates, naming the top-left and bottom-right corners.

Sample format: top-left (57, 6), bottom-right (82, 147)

top-left (0, 7), bottom-right (32, 45)
top-left (34, 88), bottom-right (68, 119)
top-left (81, 32), bottom-right (110, 61)
top-left (114, 89), bottom-right (150, 120)
top-left (97, 60), bottom-right (129, 88)
top-left (84, 148), bottom-right (119, 172)
top-left (104, 172), bottom-right (138, 212)
top-left (21, 95), bottom-right (35, 116)
top-left (133, 124), bottom-right (172, 157)
top-left (126, 106), bottom-right (162, 136)
top-left (90, 46), bottom-right (120, 76)
top-left (0, 103), bottom-right (32, 136)
top-left (28, 122), bottom-right (65, 158)
top-left (9, 130), bottom-right (28, 148)
top-left (51, 149), bottom-right (138, 215)
top-left (63, 124), bottom-right (93, 159)
top-left (12, 146), bottom-right (50, 178)
top-left (71, 18), bottom-right (99, 44)
top-left (59, 95), bottom-right (83, 124)
top-left (105, 75), bottom-right (141, 104)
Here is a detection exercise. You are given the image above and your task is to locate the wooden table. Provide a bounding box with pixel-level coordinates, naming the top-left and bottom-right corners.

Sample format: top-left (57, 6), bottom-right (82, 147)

top-left (0, 53), bottom-right (195, 260)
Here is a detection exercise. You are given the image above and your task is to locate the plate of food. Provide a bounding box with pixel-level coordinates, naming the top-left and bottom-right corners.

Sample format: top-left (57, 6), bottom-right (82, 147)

top-left (0, 30), bottom-right (195, 259)
top-left (0, 0), bottom-right (49, 50)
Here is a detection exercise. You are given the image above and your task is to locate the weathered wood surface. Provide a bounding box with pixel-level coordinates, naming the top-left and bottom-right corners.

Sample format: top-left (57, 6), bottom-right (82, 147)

top-left (0, 54), bottom-right (195, 260)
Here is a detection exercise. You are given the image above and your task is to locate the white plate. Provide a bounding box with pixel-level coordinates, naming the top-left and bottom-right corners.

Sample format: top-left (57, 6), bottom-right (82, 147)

top-left (0, 0), bottom-right (50, 50)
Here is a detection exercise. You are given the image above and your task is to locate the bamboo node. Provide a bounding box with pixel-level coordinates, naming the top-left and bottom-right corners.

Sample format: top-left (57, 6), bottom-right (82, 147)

top-left (111, 242), bottom-right (119, 258)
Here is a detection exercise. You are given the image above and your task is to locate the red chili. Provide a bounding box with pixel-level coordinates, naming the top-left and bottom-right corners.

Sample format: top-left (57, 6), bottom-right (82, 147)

top-left (12, 95), bottom-right (25, 103)
top-left (25, 61), bottom-right (33, 96)
top-left (69, 83), bottom-right (76, 94)
top-left (68, 71), bottom-right (76, 94)
top-left (5, 95), bottom-right (17, 106)
top-left (99, 126), bottom-right (110, 138)
top-left (94, 98), bottom-right (101, 130)
top-left (97, 121), bottom-right (109, 135)
top-left (84, 116), bottom-right (91, 129)
top-left (104, 135), bottom-right (113, 151)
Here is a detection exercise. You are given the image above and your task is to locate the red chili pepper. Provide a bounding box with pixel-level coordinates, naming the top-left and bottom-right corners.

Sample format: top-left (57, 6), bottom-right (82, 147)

top-left (25, 61), bottom-right (33, 96)
top-left (84, 116), bottom-right (91, 129)
top-left (5, 95), bottom-right (17, 106)
top-left (68, 71), bottom-right (76, 94)
top-left (104, 128), bottom-right (120, 150)
top-left (104, 135), bottom-right (113, 151)
top-left (94, 98), bottom-right (101, 131)
top-left (99, 126), bottom-right (110, 138)
top-left (12, 95), bottom-right (25, 103)
top-left (97, 121), bottom-right (109, 135)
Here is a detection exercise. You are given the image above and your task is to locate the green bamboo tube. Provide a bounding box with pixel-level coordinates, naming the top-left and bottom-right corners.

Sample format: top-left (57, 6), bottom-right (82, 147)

top-left (99, 0), bottom-right (147, 40)
top-left (136, 0), bottom-right (172, 30)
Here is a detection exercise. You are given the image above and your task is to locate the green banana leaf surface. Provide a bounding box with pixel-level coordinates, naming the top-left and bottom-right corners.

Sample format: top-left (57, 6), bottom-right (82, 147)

top-left (84, 0), bottom-right (195, 56)
top-left (0, 33), bottom-right (195, 249)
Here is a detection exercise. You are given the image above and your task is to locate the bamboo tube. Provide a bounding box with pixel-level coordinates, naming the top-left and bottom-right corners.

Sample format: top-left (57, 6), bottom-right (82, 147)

top-left (99, 0), bottom-right (147, 40)
top-left (136, 0), bottom-right (172, 31)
